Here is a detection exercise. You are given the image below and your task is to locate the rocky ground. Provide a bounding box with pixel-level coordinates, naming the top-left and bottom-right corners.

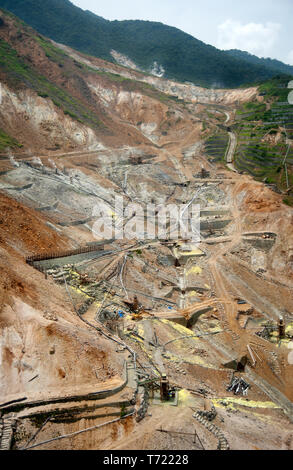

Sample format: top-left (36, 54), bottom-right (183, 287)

top-left (0, 8), bottom-right (293, 451)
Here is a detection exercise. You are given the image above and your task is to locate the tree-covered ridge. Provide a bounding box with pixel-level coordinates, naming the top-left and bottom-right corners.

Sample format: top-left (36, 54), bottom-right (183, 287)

top-left (0, 0), bottom-right (293, 88)
top-left (226, 50), bottom-right (293, 77)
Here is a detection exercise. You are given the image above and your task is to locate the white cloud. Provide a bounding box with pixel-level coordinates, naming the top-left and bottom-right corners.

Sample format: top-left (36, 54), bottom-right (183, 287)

top-left (217, 19), bottom-right (281, 57)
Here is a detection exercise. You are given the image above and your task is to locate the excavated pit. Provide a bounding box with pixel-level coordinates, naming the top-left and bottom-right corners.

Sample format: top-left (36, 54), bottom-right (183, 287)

top-left (0, 14), bottom-right (292, 450)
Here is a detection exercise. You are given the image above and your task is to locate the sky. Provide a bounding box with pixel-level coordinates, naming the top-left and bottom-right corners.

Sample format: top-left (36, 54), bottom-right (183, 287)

top-left (71, 0), bottom-right (293, 65)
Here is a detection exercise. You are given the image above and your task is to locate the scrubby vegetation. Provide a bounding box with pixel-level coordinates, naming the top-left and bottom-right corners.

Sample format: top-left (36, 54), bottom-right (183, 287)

top-left (0, 38), bottom-right (103, 129)
top-left (0, 15), bottom-right (194, 141)
top-left (0, 128), bottom-right (22, 151)
top-left (35, 35), bottom-right (67, 65)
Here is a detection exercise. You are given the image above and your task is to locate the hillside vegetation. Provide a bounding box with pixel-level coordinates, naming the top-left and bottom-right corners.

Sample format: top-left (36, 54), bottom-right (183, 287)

top-left (0, 128), bottom-right (22, 151)
top-left (1, 0), bottom-right (293, 88)
top-left (233, 76), bottom-right (293, 205)
top-left (0, 11), bottom-right (186, 142)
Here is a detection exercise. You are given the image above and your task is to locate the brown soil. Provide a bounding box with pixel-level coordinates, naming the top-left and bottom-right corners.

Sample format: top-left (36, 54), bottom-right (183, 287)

top-left (0, 9), bottom-right (292, 452)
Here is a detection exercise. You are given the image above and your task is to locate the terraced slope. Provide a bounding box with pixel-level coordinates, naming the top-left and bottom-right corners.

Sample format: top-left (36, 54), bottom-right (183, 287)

top-left (204, 132), bottom-right (229, 163)
top-left (233, 77), bottom-right (293, 205)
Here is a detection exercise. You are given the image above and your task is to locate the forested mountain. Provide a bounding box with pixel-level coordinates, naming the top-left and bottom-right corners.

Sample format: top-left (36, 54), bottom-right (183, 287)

top-left (0, 0), bottom-right (292, 88)
top-left (226, 49), bottom-right (293, 77)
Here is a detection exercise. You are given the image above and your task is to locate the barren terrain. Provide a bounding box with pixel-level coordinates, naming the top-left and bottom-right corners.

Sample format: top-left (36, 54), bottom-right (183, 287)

top-left (0, 9), bottom-right (292, 451)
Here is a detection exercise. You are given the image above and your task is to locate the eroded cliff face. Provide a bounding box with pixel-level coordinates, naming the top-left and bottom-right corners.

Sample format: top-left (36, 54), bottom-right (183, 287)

top-left (57, 41), bottom-right (258, 106)
top-left (0, 12), bottom-right (184, 152)
top-left (0, 12), bottom-right (257, 155)
top-left (0, 83), bottom-right (104, 152)
top-left (143, 77), bottom-right (258, 104)
top-left (110, 49), bottom-right (142, 72)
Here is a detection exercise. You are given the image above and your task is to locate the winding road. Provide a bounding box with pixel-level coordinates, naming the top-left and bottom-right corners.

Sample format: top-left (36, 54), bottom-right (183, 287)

top-left (224, 111), bottom-right (238, 173)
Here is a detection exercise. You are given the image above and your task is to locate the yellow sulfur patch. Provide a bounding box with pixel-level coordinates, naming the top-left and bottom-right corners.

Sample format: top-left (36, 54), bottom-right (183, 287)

top-left (138, 324), bottom-right (146, 338)
top-left (188, 291), bottom-right (199, 298)
top-left (178, 389), bottom-right (192, 405)
top-left (279, 338), bottom-right (292, 348)
top-left (158, 320), bottom-right (222, 369)
top-left (286, 322), bottom-right (293, 335)
top-left (69, 284), bottom-right (91, 299)
top-left (181, 249), bottom-right (204, 257)
top-left (161, 319), bottom-right (194, 336)
top-left (187, 266), bottom-right (202, 275)
top-left (212, 398), bottom-right (281, 410)
top-left (110, 211), bottom-right (119, 221)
